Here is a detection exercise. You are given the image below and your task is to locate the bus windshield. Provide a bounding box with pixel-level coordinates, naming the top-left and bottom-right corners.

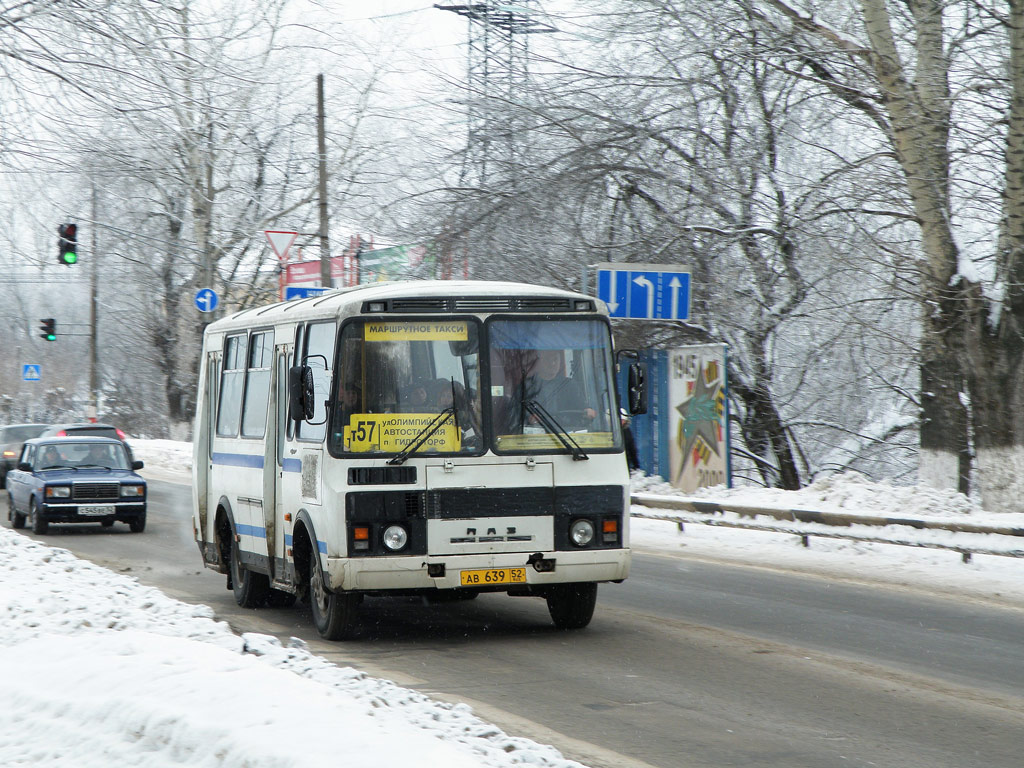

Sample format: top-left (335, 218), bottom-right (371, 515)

top-left (329, 319), bottom-right (483, 455)
top-left (488, 319), bottom-right (621, 454)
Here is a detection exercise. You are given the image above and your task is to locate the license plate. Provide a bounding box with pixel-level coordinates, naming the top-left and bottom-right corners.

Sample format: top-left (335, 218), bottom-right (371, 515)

top-left (81, 505), bottom-right (115, 516)
top-left (460, 567), bottom-right (527, 586)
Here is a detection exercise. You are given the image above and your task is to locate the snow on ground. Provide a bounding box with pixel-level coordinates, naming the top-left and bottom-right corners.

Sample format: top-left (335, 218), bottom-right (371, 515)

top-left (0, 529), bottom-right (585, 768)
top-left (3, 438), bottom-right (1023, 766)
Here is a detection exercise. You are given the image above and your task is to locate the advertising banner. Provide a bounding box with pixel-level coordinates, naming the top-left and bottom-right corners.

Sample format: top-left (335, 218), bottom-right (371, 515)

top-left (667, 344), bottom-right (730, 491)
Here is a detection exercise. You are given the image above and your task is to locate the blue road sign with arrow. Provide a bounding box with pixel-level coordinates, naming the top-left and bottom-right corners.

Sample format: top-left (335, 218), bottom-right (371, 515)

top-left (194, 288), bottom-right (219, 313)
top-left (596, 263), bottom-right (691, 320)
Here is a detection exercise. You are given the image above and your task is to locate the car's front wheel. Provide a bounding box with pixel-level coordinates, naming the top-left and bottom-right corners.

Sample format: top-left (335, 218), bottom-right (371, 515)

top-left (29, 499), bottom-right (48, 535)
top-left (9, 494), bottom-right (24, 529)
top-left (128, 513), bottom-right (146, 533)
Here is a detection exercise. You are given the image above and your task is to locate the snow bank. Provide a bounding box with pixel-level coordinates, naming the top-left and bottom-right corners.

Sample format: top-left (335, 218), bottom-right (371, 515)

top-left (0, 530), bottom-right (586, 768)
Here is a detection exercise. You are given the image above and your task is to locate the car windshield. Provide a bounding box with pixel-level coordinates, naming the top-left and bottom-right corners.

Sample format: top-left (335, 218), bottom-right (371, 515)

top-left (488, 319), bottom-right (621, 453)
top-left (328, 319), bottom-right (482, 456)
top-left (36, 442), bottom-right (130, 470)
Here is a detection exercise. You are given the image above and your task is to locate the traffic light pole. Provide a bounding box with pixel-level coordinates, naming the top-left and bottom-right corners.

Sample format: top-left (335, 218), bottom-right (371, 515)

top-left (89, 184), bottom-right (99, 422)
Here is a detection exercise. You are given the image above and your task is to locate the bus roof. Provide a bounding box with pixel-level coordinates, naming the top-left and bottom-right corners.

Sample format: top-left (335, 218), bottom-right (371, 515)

top-left (204, 280), bottom-right (607, 333)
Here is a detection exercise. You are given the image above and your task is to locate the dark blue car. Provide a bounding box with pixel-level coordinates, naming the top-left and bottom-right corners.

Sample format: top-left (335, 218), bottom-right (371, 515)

top-left (6, 437), bottom-right (147, 534)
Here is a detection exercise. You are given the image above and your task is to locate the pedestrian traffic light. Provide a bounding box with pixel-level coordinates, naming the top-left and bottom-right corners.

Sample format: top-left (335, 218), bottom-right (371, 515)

top-left (58, 223), bottom-right (78, 265)
top-left (39, 318), bottom-right (56, 341)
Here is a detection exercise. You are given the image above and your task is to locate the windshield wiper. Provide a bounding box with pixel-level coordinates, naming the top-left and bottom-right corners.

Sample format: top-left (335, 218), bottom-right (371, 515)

top-left (523, 399), bottom-right (589, 461)
top-left (387, 407), bottom-right (456, 466)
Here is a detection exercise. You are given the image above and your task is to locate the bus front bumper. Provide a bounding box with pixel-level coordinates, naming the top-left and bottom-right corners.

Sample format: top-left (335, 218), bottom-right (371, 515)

top-left (324, 548), bottom-right (631, 593)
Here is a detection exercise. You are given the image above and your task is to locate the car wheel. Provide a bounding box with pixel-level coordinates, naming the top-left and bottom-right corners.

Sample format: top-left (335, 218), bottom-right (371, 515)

top-left (29, 499), bottom-right (48, 535)
top-left (101, 519), bottom-right (114, 527)
top-left (546, 582), bottom-right (598, 629)
top-left (309, 542), bottom-right (358, 640)
top-left (9, 494), bottom-right (25, 529)
top-left (230, 527), bottom-right (268, 607)
top-left (128, 513), bottom-right (146, 533)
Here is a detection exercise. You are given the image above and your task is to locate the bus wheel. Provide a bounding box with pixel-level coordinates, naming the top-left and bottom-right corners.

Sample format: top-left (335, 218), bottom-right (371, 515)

top-left (309, 545), bottom-right (357, 640)
top-left (546, 582), bottom-right (598, 629)
top-left (230, 531), bottom-right (269, 608)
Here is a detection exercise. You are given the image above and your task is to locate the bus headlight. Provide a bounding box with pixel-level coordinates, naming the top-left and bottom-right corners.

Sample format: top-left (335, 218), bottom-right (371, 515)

top-left (569, 519), bottom-right (595, 547)
top-left (382, 525), bottom-right (409, 551)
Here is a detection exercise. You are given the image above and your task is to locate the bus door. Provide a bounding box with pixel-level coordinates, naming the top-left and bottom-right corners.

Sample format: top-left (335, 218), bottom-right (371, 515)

top-left (270, 343), bottom-right (292, 584)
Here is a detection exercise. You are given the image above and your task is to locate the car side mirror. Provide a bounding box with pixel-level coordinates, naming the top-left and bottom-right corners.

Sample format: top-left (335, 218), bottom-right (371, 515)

top-left (132, 460), bottom-right (144, 470)
top-left (289, 364), bottom-right (316, 422)
top-left (17, 461), bottom-right (31, 472)
top-left (627, 362), bottom-right (648, 415)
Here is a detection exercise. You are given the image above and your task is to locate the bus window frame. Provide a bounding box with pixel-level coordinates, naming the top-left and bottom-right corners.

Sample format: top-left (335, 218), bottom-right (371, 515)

top-left (239, 328), bottom-right (275, 440)
top-left (216, 332), bottom-right (248, 438)
top-left (294, 320), bottom-right (337, 444)
top-left (483, 314), bottom-right (624, 458)
top-left (326, 315), bottom-right (487, 460)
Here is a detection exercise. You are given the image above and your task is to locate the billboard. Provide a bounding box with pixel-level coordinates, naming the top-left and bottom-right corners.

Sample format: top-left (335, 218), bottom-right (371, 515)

top-left (667, 344), bottom-right (730, 491)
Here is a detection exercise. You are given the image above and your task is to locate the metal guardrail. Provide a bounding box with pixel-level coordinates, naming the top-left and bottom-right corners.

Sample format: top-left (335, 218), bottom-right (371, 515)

top-left (630, 492), bottom-right (1024, 563)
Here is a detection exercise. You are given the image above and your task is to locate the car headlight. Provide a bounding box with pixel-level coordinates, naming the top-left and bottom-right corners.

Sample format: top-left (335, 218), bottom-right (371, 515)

top-left (45, 486), bottom-right (71, 498)
top-left (120, 484), bottom-right (145, 498)
top-left (569, 519), bottom-right (595, 547)
top-left (382, 524), bottom-right (408, 551)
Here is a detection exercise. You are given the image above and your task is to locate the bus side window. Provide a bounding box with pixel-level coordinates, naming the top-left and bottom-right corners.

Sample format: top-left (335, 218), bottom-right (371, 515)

top-left (241, 331), bottom-right (273, 438)
top-left (297, 321), bottom-right (336, 442)
top-left (217, 334), bottom-right (246, 437)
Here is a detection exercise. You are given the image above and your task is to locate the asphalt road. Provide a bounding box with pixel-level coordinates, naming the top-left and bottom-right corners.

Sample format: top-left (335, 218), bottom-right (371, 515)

top-left (6, 477), bottom-right (1024, 768)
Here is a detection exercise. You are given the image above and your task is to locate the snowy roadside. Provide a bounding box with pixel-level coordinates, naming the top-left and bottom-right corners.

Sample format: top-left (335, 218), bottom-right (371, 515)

top-left (0, 529), bottom-right (586, 768)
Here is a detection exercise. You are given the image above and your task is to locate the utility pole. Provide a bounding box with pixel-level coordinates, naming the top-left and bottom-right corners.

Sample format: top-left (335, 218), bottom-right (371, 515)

top-left (89, 184), bottom-right (99, 423)
top-left (316, 73), bottom-right (332, 288)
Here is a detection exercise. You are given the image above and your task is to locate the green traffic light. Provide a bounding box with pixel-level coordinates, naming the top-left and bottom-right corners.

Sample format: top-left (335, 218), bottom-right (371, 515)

top-left (62, 251), bottom-right (77, 265)
top-left (45, 333), bottom-right (56, 341)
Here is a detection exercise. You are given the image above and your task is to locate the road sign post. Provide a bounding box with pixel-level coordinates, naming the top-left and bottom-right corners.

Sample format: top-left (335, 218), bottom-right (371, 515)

top-left (595, 263), bottom-right (691, 321)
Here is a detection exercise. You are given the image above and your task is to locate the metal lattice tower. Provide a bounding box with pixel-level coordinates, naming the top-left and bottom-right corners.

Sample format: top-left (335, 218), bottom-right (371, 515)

top-left (436, 2), bottom-right (555, 186)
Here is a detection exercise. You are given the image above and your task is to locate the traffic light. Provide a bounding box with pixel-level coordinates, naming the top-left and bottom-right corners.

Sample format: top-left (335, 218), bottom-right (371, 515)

top-left (39, 318), bottom-right (56, 342)
top-left (58, 223), bottom-right (78, 265)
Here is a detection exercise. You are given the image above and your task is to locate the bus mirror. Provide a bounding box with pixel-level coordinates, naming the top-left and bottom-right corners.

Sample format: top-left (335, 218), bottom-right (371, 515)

top-left (289, 365), bottom-right (316, 422)
top-left (627, 362), bottom-right (648, 415)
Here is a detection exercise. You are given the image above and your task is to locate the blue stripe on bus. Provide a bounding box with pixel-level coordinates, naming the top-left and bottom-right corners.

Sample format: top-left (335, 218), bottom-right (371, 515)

top-left (236, 523), bottom-right (267, 539)
top-left (212, 452), bottom-right (265, 469)
top-left (282, 458), bottom-right (302, 473)
top-left (284, 533), bottom-right (327, 554)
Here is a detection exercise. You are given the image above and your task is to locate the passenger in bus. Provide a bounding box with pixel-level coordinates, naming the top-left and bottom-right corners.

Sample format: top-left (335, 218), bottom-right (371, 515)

top-left (337, 383), bottom-right (362, 425)
top-left (400, 379), bottom-right (431, 412)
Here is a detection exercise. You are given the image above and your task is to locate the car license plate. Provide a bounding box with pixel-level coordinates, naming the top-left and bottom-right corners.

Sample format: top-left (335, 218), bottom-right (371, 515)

top-left (81, 505), bottom-right (115, 516)
top-left (460, 567), bottom-right (527, 586)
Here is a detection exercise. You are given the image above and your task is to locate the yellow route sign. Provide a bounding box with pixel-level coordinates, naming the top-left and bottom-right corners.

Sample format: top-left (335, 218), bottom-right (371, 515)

top-left (364, 321), bottom-right (468, 341)
top-left (344, 413), bottom-right (461, 453)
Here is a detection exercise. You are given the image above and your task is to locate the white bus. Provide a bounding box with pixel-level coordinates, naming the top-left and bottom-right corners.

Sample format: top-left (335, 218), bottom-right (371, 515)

top-left (191, 280), bottom-right (645, 639)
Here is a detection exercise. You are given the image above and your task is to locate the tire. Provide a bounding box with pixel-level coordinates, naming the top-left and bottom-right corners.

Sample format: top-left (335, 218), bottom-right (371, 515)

top-left (546, 582), bottom-right (598, 629)
top-left (128, 513), bottom-right (146, 533)
top-left (230, 529), bottom-right (269, 608)
top-left (309, 544), bottom-right (358, 640)
top-left (29, 500), bottom-right (48, 535)
top-left (9, 494), bottom-right (25, 529)
top-left (102, 519), bottom-right (114, 528)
